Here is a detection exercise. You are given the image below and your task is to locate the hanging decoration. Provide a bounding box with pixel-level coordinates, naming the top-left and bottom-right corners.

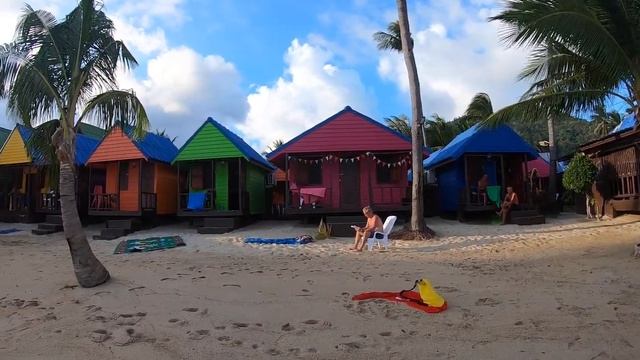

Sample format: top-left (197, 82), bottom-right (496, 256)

top-left (286, 153), bottom-right (411, 168)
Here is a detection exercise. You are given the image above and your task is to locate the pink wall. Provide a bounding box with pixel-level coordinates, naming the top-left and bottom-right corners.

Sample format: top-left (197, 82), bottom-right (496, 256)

top-left (288, 155), bottom-right (409, 209)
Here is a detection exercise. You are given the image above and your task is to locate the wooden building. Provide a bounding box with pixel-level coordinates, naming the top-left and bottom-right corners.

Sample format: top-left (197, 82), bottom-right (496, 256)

top-left (423, 124), bottom-right (539, 221)
top-left (0, 123), bottom-right (102, 224)
top-left (173, 118), bottom-right (274, 233)
top-left (85, 126), bottom-right (178, 220)
top-left (580, 115), bottom-right (640, 217)
top-left (267, 106), bottom-right (419, 216)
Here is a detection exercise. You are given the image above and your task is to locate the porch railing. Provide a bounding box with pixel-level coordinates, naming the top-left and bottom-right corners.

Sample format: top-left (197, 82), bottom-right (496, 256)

top-left (179, 189), bottom-right (214, 210)
top-left (89, 193), bottom-right (119, 211)
top-left (37, 192), bottom-right (61, 213)
top-left (6, 193), bottom-right (28, 212)
top-left (141, 192), bottom-right (157, 210)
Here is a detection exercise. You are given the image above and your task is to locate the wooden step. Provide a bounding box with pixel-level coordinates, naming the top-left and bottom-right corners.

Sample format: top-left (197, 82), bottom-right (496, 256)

top-left (202, 217), bottom-right (239, 228)
top-left (197, 227), bottom-right (233, 234)
top-left (511, 210), bottom-right (540, 219)
top-left (512, 215), bottom-right (545, 225)
top-left (107, 219), bottom-right (135, 229)
top-left (45, 215), bottom-right (63, 225)
top-left (36, 223), bottom-right (63, 232)
top-left (32, 228), bottom-right (60, 235)
top-left (94, 227), bottom-right (130, 240)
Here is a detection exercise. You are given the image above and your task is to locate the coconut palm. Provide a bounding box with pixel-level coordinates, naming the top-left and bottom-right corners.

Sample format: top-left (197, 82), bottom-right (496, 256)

top-left (591, 105), bottom-right (623, 137)
top-left (395, 0), bottom-right (426, 233)
top-left (460, 93), bottom-right (494, 123)
top-left (488, 0), bottom-right (639, 123)
top-left (373, 21), bottom-right (402, 52)
top-left (0, 0), bottom-right (150, 287)
top-left (384, 114), bottom-right (412, 137)
top-left (263, 139), bottom-right (284, 156)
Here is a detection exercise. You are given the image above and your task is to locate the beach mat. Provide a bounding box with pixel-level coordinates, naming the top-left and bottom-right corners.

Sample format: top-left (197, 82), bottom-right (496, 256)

top-left (352, 291), bottom-right (447, 314)
top-left (0, 228), bottom-right (21, 235)
top-left (244, 236), bottom-right (313, 245)
top-left (114, 236), bottom-right (185, 254)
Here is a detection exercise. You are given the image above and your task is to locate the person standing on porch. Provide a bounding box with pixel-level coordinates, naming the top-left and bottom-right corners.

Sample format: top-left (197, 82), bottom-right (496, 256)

top-left (350, 206), bottom-right (383, 252)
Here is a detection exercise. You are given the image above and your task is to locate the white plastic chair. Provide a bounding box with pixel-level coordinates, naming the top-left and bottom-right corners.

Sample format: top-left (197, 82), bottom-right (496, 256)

top-left (367, 216), bottom-right (397, 251)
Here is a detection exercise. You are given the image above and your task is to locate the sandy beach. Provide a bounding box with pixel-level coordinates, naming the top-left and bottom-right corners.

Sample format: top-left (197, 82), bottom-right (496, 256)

top-left (1, 214), bottom-right (639, 359)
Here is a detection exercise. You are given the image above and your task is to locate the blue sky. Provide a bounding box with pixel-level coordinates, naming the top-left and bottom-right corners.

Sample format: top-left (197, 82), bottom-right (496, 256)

top-left (0, 0), bottom-right (539, 150)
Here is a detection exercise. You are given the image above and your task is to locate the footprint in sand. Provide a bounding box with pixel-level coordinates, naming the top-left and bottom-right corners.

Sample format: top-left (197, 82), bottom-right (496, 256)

top-left (187, 329), bottom-right (210, 340)
top-left (214, 326), bottom-right (226, 330)
top-left (182, 307), bottom-right (199, 313)
top-left (336, 342), bottom-right (362, 352)
top-left (302, 319), bottom-right (318, 325)
top-left (475, 297), bottom-right (501, 307)
top-left (379, 331), bottom-right (392, 337)
top-left (265, 348), bottom-right (281, 356)
top-left (117, 312), bottom-right (146, 326)
top-left (281, 323), bottom-right (294, 331)
top-left (233, 322), bottom-right (249, 328)
top-left (90, 329), bottom-right (111, 343)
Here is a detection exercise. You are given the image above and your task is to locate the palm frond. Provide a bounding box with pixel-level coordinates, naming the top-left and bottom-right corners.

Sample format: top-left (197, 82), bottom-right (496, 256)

top-left (373, 21), bottom-right (402, 52)
top-left (79, 89), bottom-right (149, 138)
top-left (384, 114), bottom-right (411, 137)
top-left (460, 92), bottom-right (494, 122)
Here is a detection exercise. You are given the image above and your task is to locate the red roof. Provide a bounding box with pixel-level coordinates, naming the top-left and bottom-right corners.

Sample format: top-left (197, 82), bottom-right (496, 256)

top-left (268, 106), bottom-right (416, 163)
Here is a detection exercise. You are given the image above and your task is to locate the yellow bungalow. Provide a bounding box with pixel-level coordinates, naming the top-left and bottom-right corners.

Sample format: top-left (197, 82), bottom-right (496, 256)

top-left (0, 123), bottom-right (103, 223)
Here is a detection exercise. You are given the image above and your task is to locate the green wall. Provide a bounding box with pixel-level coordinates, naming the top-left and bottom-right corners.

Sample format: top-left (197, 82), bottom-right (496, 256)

top-left (175, 122), bottom-right (243, 161)
top-left (246, 163), bottom-right (266, 215)
top-left (215, 161), bottom-right (229, 210)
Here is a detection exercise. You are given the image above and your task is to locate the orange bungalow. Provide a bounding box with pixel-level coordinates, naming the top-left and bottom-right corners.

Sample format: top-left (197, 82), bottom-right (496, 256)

top-left (85, 126), bottom-right (178, 224)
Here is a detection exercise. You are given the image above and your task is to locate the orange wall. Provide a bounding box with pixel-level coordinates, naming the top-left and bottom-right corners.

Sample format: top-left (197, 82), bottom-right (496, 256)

top-left (88, 127), bottom-right (144, 163)
top-left (155, 163), bottom-right (177, 215)
top-left (120, 160), bottom-right (140, 212)
top-left (105, 162), bottom-right (119, 193)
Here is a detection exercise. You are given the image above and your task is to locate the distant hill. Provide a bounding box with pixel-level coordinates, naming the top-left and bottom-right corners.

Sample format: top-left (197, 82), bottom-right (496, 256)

top-left (509, 117), bottom-right (597, 158)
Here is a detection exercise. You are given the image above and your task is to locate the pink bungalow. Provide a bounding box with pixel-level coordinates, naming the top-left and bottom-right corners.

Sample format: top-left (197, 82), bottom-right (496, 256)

top-left (267, 106), bottom-right (423, 216)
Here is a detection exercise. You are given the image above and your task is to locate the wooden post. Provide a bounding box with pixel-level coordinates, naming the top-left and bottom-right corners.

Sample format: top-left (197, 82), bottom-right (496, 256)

top-left (523, 154), bottom-right (529, 205)
top-left (284, 154), bottom-right (289, 211)
top-left (238, 157), bottom-right (243, 213)
top-left (500, 155), bottom-right (506, 198)
top-left (138, 159), bottom-right (143, 213)
top-left (463, 155), bottom-right (469, 206)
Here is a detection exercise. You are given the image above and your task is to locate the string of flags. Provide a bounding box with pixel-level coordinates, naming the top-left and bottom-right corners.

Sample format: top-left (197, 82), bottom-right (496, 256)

top-left (287, 152), bottom-right (412, 168)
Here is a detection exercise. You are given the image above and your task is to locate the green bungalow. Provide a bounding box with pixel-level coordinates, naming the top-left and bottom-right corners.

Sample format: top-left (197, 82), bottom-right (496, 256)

top-left (173, 117), bottom-right (274, 233)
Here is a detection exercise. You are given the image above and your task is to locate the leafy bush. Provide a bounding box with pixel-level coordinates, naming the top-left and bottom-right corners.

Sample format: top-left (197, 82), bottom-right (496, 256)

top-left (563, 153), bottom-right (597, 194)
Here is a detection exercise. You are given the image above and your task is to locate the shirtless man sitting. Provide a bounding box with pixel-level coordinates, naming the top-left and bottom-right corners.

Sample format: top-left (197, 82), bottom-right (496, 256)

top-left (350, 206), bottom-right (384, 252)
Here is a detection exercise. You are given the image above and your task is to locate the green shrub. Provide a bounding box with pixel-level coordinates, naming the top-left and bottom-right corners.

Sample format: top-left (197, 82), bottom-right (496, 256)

top-left (562, 153), bottom-right (597, 194)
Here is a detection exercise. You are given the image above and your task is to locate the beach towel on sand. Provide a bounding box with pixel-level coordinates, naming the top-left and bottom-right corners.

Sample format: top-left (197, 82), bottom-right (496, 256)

top-left (114, 236), bottom-right (185, 254)
top-left (244, 235), bottom-right (313, 245)
top-left (352, 291), bottom-right (447, 314)
top-left (0, 228), bottom-right (21, 235)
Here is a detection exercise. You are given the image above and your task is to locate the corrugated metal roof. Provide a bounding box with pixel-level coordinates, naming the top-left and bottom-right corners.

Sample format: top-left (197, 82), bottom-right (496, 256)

top-left (123, 126), bottom-right (179, 164)
top-left (16, 125), bottom-right (99, 166)
top-left (205, 118), bottom-right (275, 170)
top-left (423, 124), bottom-right (539, 170)
top-left (609, 114), bottom-right (636, 135)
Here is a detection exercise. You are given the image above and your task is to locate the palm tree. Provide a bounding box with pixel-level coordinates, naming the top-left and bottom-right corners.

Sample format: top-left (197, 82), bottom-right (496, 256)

top-left (384, 114), bottom-right (411, 137)
top-left (0, 0), bottom-right (149, 287)
top-left (263, 139), bottom-right (284, 156)
top-left (395, 0), bottom-right (426, 234)
top-left (489, 1), bottom-right (640, 203)
top-left (460, 93), bottom-right (494, 123)
top-left (488, 0), bottom-right (639, 123)
top-left (373, 21), bottom-right (402, 52)
top-left (591, 105), bottom-right (623, 137)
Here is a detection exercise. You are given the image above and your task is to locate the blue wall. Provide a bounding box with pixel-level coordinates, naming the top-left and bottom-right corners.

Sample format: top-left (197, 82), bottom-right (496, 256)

top-left (436, 160), bottom-right (465, 212)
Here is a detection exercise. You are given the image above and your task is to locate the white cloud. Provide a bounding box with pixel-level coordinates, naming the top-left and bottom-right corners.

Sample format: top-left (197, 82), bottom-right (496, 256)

top-left (111, 17), bottom-right (168, 55)
top-left (377, 0), bottom-right (530, 119)
top-left (119, 46), bottom-right (248, 145)
top-left (237, 39), bottom-right (373, 151)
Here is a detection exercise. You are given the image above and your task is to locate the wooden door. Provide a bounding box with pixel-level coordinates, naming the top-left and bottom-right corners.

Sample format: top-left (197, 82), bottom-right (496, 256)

top-left (340, 161), bottom-right (360, 209)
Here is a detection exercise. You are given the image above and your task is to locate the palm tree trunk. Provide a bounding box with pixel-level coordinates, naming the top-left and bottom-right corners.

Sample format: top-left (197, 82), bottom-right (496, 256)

top-left (57, 133), bottom-right (110, 288)
top-left (547, 113), bottom-right (558, 211)
top-left (396, 0), bottom-right (425, 232)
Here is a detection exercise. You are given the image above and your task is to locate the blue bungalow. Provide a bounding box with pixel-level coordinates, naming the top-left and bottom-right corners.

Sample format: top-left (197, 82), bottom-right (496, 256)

top-left (424, 124), bottom-right (539, 218)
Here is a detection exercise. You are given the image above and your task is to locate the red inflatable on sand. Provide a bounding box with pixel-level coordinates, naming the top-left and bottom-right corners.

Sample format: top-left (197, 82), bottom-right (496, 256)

top-left (352, 291), bottom-right (448, 313)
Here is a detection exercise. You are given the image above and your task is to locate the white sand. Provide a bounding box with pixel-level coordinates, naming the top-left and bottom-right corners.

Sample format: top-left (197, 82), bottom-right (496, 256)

top-left (1, 214), bottom-right (639, 359)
